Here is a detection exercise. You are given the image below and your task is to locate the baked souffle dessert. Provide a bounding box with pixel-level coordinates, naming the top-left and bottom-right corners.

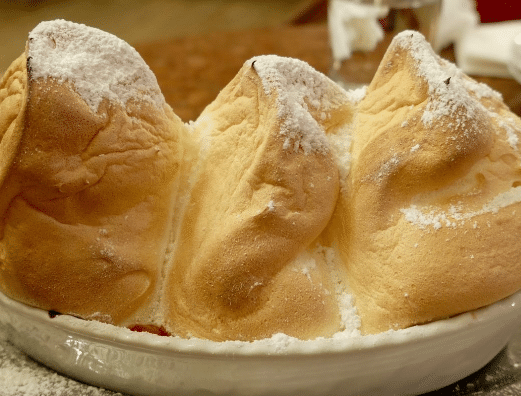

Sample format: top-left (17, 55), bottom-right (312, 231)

top-left (1, 20), bottom-right (521, 341)
top-left (326, 31), bottom-right (521, 334)
top-left (0, 20), bottom-right (196, 327)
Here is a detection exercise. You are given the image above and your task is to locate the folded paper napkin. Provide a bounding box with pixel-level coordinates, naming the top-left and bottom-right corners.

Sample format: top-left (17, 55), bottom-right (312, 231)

top-left (435, 0), bottom-right (478, 52)
top-left (328, 0), bottom-right (388, 63)
top-left (456, 21), bottom-right (521, 78)
top-left (328, 0), bottom-right (473, 64)
top-left (438, 0), bottom-right (521, 78)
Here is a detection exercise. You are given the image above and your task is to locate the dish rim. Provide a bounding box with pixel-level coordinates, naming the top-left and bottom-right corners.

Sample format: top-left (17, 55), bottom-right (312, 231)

top-left (2, 289), bottom-right (521, 358)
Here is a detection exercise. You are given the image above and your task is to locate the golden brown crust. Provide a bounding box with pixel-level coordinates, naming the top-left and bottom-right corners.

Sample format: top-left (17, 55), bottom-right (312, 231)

top-left (0, 26), bottom-right (352, 340)
top-left (4, 23), bottom-right (521, 342)
top-left (164, 61), bottom-right (344, 341)
top-left (0, 53), bottom-right (28, 223)
top-left (330, 32), bottom-right (521, 334)
top-left (0, 51), bottom-right (193, 324)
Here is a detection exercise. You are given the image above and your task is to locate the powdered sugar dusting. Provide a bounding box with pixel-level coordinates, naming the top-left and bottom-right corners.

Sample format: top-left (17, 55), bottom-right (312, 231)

top-left (251, 55), bottom-right (338, 154)
top-left (337, 292), bottom-right (361, 333)
top-left (28, 20), bottom-right (165, 113)
top-left (461, 77), bottom-right (502, 101)
top-left (392, 31), bottom-right (494, 131)
top-left (327, 127), bottom-right (352, 187)
top-left (394, 32), bottom-right (520, 152)
top-left (401, 186), bottom-right (521, 230)
top-left (0, 331), bottom-right (121, 396)
top-left (326, 87), bottom-right (363, 188)
top-left (496, 116), bottom-right (520, 150)
top-left (314, 244), bottom-right (361, 334)
top-left (388, 32), bottom-right (521, 231)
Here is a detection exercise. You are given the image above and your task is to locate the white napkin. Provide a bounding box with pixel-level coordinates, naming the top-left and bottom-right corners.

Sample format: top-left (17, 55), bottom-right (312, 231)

top-left (328, 0), bottom-right (388, 64)
top-left (435, 0), bottom-right (479, 52)
top-left (456, 21), bottom-right (521, 78)
top-left (327, 0), bottom-right (469, 63)
top-left (437, 0), bottom-right (521, 78)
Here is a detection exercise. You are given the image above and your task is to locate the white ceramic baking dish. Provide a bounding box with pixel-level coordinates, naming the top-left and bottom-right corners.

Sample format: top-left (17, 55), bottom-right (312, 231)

top-left (1, 290), bottom-right (521, 396)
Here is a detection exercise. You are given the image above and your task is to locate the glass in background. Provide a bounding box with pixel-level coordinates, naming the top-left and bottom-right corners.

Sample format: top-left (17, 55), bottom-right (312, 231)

top-left (328, 0), bottom-right (442, 89)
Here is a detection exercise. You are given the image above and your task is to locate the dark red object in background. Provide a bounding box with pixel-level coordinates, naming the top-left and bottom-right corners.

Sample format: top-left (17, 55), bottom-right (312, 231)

top-left (291, 0), bottom-right (520, 25)
top-left (476, 0), bottom-right (521, 23)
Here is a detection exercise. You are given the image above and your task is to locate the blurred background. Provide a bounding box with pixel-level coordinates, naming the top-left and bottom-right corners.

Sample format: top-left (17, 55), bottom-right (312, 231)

top-left (0, 0), bottom-right (320, 73)
top-left (1, 0), bottom-right (520, 79)
top-left (2, 0), bottom-right (520, 74)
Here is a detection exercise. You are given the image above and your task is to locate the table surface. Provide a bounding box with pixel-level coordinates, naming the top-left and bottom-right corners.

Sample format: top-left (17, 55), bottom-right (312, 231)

top-left (133, 23), bottom-right (521, 122)
top-left (3, 23), bottom-right (521, 396)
